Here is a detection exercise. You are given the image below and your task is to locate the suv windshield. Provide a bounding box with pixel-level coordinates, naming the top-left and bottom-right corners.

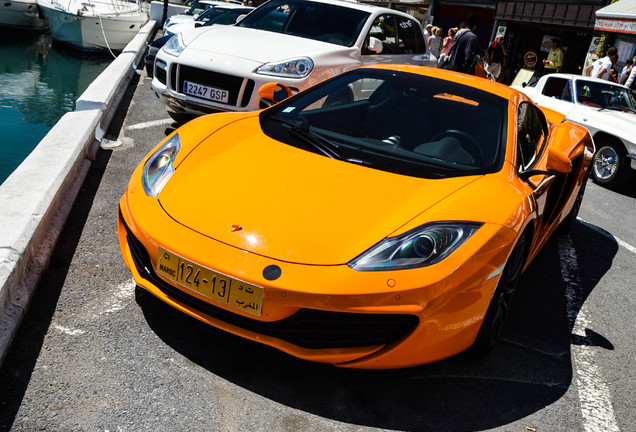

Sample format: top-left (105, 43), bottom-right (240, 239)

top-left (575, 79), bottom-right (636, 113)
top-left (260, 69), bottom-right (507, 179)
top-left (237, 0), bottom-right (370, 47)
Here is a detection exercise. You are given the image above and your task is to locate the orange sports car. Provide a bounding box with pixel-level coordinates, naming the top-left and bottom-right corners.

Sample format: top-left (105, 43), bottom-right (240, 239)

top-left (118, 65), bottom-right (594, 369)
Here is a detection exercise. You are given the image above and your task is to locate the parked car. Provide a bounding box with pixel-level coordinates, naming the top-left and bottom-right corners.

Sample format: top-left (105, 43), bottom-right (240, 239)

top-left (152, 0), bottom-right (435, 122)
top-left (165, 3), bottom-right (253, 36)
top-left (119, 65), bottom-right (594, 368)
top-left (163, 0), bottom-right (241, 30)
top-left (145, 4), bottom-right (254, 78)
top-left (514, 73), bottom-right (636, 188)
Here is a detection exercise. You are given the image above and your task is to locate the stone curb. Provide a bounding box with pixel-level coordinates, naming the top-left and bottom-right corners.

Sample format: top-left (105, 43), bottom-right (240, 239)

top-left (0, 20), bottom-right (157, 366)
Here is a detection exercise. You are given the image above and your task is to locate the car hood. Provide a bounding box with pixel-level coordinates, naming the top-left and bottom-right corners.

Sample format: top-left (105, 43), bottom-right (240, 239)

top-left (158, 117), bottom-right (478, 265)
top-left (181, 26), bottom-right (353, 63)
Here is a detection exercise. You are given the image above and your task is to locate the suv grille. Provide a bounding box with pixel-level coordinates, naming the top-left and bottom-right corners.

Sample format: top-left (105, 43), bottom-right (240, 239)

top-left (176, 64), bottom-right (254, 108)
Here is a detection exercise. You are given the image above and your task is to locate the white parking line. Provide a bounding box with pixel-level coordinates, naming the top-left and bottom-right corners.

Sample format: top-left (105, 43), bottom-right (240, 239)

top-left (557, 236), bottom-right (619, 432)
top-left (578, 217), bottom-right (636, 255)
top-left (125, 118), bottom-right (173, 131)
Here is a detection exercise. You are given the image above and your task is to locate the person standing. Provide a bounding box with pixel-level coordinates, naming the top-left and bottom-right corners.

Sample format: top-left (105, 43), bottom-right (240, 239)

top-left (428, 26), bottom-right (442, 60)
top-left (542, 38), bottom-right (564, 74)
top-left (423, 24), bottom-right (432, 41)
top-left (625, 56), bottom-right (636, 88)
top-left (437, 27), bottom-right (457, 68)
top-left (448, 14), bottom-right (479, 75)
top-left (486, 34), bottom-right (507, 81)
top-left (619, 57), bottom-right (633, 85)
top-left (586, 46), bottom-right (618, 80)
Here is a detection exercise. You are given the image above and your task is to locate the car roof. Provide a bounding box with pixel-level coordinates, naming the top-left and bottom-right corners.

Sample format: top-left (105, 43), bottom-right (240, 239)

top-left (539, 73), bottom-right (629, 88)
top-left (275, 0), bottom-right (417, 17)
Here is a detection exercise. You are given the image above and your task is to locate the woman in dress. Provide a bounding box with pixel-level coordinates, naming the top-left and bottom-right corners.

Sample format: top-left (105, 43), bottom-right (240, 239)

top-left (437, 27), bottom-right (457, 68)
top-left (428, 26), bottom-right (442, 60)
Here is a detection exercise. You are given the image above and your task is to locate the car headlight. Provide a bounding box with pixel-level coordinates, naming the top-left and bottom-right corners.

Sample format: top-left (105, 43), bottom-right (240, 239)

top-left (349, 222), bottom-right (482, 271)
top-left (255, 57), bottom-right (314, 78)
top-left (162, 34), bottom-right (186, 57)
top-left (142, 134), bottom-right (181, 197)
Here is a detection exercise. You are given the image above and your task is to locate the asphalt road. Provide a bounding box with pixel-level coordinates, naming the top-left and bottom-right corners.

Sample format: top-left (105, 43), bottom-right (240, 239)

top-left (1, 66), bottom-right (634, 432)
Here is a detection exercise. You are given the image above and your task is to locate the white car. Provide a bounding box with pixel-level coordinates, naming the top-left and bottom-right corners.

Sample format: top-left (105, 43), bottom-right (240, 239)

top-left (163, 0), bottom-right (241, 30)
top-left (152, 0), bottom-right (435, 122)
top-left (165, 4), bottom-right (253, 37)
top-left (514, 73), bottom-right (636, 188)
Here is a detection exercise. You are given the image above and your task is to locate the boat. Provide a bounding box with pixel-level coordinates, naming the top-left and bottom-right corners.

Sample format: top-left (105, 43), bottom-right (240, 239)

top-left (0, 0), bottom-right (48, 30)
top-left (37, 0), bottom-right (147, 52)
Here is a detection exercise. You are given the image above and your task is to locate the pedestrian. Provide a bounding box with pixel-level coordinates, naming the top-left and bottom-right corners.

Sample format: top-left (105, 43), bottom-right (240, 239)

top-left (541, 38), bottom-right (564, 75)
top-left (428, 26), bottom-right (442, 60)
top-left (585, 46), bottom-right (618, 80)
top-left (625, 58), bottom-right (636, 88)
top-left (486, 34), bottom-right (507, 81)
top-left (423, 24), bottom-right (432, 41)
top-left (437, 27), bottom-right (457, 68)
top-left (447, 14), bottom-right (479, 75)
top-left (619, 57), bottom-right (633, 85)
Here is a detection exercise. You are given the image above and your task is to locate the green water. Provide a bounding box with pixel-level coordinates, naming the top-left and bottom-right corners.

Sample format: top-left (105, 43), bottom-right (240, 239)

top-left (0, 29), bottom-right (111, 185)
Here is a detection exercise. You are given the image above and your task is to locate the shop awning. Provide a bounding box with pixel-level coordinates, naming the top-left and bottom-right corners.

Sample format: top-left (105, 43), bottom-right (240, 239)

top-left (595, 0), bottom-right (636, 34)
top-left (495, 1), bottom-right (603, 29)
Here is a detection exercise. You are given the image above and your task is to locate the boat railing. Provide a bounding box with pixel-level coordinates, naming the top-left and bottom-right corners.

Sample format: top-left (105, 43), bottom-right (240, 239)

top-left (50, 0), bottom-right (145, 15)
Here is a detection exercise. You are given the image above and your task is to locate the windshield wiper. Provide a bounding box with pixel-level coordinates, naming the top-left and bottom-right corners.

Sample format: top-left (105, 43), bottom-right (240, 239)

top-left (270, 115), bottom-right (343, 160)
top-left (602, 105), bottom-right (636, 114)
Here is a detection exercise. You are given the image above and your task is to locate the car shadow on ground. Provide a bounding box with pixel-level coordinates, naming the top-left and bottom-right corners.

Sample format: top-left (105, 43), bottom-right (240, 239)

top-left (136, 221), bottom-right (618, 432)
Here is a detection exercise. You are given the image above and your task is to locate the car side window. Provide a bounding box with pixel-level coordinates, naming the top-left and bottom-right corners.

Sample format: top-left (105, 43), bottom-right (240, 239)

top-left (542, 77), bottom-right (572, 102)
top-left (395, 16), bottom-right (426, 54)
top-left (366, 15), bottom-right (399, 54)
top-left (516, 102), bottom-right (546, 171)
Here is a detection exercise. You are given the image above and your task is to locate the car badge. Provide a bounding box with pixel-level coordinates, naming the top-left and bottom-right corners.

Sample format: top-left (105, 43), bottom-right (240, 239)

top-left (230, 224), bottom-right (242, 232)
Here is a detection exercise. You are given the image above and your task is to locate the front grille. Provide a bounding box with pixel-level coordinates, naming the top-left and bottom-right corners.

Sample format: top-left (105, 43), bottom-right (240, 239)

top-left (121, 214), bottom-right (418, 350)
top-left (177, 64), bottom-right (246, 107)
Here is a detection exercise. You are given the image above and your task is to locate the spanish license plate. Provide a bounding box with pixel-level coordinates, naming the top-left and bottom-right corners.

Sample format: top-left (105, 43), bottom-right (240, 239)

top-left (183, 80), bottom-right (229, 103)
top-left (156, 247), bottom-right (263, 316)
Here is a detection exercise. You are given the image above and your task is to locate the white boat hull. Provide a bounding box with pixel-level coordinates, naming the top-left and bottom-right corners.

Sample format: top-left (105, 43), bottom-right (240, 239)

top-left (38, 0), bottom-right (147, 52)
top-left (0, 0), bottom-right (48, 30)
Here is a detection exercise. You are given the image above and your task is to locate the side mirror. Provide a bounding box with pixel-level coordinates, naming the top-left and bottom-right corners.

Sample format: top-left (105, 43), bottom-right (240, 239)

top-left (258, 82), bottom-right (293, 107)
top-left (546, 145), bottom-right (572, 174)
top-left (368, 37), bottom-right (383, 54)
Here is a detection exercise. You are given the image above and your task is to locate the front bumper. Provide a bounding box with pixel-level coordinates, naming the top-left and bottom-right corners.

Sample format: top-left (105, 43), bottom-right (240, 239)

top-left (118, 186), bottom-right (516, 369)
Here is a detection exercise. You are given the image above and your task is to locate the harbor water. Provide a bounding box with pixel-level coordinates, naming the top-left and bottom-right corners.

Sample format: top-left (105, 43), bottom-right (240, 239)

top-left (0, 29), bottom-right (111, 185)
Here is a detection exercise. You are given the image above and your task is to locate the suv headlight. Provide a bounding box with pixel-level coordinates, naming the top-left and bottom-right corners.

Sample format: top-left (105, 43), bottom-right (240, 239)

top-left (142, 134), bottom-right (181, 197)
top-left (255, 57), bottom-right (314, 78)
top-left (349, 222), bottom-right (482, 271)
top-left (162, 34), bottom-right (186, 57)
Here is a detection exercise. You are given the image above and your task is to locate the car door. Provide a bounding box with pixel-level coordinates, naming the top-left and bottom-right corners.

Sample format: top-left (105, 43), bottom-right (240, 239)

top-left (536, 76), bottom-right (576, 116)
top-left (358, 14), bottom-right (427, 66)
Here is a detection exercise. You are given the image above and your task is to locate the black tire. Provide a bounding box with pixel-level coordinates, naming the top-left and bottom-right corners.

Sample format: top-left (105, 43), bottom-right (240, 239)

top-left (469, 233), bottom-right (529, 356)
top-left (591, 139), bottom-right (631, 188)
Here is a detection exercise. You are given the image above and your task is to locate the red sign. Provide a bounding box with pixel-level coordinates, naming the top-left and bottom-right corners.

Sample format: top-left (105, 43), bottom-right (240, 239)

top-left (595, 18), bottom-right (636, 35)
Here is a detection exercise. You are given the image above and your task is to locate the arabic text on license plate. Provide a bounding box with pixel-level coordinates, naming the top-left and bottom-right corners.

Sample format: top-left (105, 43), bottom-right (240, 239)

top-left (156, 247), bottom-right (263, 316)
top-left (183, 81), bottom-right (229, 103)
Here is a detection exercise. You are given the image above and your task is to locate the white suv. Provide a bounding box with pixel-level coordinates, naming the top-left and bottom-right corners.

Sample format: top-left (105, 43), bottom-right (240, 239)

top-left (152, 0), bottom-right (434, 121)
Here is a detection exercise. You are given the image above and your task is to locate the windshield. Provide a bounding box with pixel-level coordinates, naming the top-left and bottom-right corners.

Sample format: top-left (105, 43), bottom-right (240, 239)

top-left (237, 0), bottom-right (370, 47)
top-left (186, 1), bottom-right (214, 16)
top-left (199, 7), bottom-right (252, 26)
top-left (575, 80), bottom-right (636, 113)
top-left (260, 69), bottom-right (507, 179)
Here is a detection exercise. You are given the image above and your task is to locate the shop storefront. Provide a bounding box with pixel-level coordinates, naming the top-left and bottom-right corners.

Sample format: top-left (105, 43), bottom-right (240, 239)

top-left (594, 0), bottom-right (636, 70)
top-left (493, 0), bottom-right (610, 84)
top-left (361, 0), bottom-right (432, 24)
top-left (428, 1), bottom-right (497, 52)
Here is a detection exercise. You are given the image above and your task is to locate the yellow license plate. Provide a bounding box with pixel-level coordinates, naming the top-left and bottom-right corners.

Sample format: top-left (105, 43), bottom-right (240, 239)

top-left (156, 247), bottom-right (263, 316)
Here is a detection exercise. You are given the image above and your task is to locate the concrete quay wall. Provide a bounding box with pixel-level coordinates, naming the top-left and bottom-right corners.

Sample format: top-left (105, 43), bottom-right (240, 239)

top-left (0, 20), bottom-right (157, 366)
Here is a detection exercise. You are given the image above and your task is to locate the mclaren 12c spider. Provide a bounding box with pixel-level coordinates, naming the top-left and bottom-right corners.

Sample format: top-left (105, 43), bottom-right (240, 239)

top-left (118, 65), bottom-right (594, 369)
